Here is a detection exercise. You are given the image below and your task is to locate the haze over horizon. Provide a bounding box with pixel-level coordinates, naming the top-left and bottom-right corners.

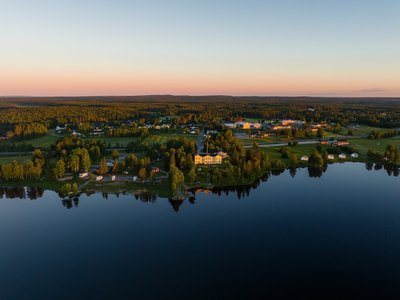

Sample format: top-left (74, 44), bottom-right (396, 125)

top-left (1, 0), bottom-right (399, 97)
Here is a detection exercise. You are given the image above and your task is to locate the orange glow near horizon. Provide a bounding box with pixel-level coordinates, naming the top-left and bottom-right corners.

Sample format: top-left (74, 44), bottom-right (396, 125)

top-left (1, 70), bottom-right (399, 97)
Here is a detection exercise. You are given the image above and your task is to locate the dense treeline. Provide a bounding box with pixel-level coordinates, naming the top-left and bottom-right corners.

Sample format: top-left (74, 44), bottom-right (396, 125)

top-left (368, 130), bottom-right (399, 139)
top-left (6, 123), bottom-right (47, 139)
top-left (1, 97), bottom-right (400, 131)
top-left (367, 145), bottom-right (400, 164)
top-left (384, 145), bottom-right (400, 164)
top-left (52, 137), bottom-right (107, 178)
top-left (106, 127), bottom-right (150, 137)
top-left (206, 129), bottom-right (273, 183)
top-left (0, 150), bottom-right (44, 181)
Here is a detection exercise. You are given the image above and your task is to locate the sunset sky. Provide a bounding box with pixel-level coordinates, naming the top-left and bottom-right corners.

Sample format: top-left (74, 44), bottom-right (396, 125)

top-left (1, 0), bottom-right (399, 97)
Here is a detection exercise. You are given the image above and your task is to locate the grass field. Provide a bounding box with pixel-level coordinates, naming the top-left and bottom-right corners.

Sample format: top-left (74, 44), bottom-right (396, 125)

top-left (342, 125), bottom-right (392, 136)
top-left (143, 133), bottom-right (197, 144)
top-left (82, 136), bottom-right (139, 146)
top-left (259, 136), bottom-right (400, 164)
top-left (1, 133), bottom-right (59, 148)
top-left (350, 137), bottom-right (400, 153)
top-left (0, 131), bottom-right (198, 150)
top-left (260, 144), bottom-right (330, 161)
top-left (0, 155), bottom-right (32, 164)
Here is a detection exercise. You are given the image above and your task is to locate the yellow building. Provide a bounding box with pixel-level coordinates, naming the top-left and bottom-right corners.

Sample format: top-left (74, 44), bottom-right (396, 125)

top-left (281, 120), bottom-right (296, 126)
top-left (194, 154), bottom-right (222, 165)
top-left (273, 125), bottom-right (291, 131)
top-left (240, 122), bottom-right (251, 130)
top-left (194, 155), bottom-right (203, 164)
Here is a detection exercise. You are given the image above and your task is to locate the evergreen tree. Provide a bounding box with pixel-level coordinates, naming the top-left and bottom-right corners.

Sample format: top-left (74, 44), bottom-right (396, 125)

top-left (308, 149), bottom-right (324, 169)
top-left (169, 165), bottom-right (185, 195)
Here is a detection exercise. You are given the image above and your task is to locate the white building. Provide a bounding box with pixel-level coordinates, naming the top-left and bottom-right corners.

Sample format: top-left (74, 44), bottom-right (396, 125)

top-left (223, 123), bottom-right (237, 129)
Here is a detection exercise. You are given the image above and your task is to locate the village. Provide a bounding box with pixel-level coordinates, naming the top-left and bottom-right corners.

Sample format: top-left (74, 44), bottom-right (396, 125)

top-left (0, 100), bottom-right (399, 199)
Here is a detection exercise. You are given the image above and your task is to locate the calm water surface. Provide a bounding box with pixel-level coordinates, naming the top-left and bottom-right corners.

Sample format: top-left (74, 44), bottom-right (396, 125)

top-left (1, 163), bottom-right (400, 299)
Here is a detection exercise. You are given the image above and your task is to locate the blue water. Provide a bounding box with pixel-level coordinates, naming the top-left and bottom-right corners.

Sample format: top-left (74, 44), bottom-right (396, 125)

top-left (0, 163), bottom-right (400, 299)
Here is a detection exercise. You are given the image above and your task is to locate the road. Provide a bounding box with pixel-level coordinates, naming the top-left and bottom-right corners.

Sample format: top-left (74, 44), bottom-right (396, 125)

top-left (244, 140), bottom-right (320, 148)
top-left (242, 135), bottom-right (365, 148)
top-left (196, 127), bottom-right (205, 153)
top-left (80, 170), bottom-right (169, 185)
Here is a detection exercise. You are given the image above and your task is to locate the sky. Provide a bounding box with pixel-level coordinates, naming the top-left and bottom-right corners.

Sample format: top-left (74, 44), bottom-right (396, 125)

top-left (0, 0), bottom-right (399, 97)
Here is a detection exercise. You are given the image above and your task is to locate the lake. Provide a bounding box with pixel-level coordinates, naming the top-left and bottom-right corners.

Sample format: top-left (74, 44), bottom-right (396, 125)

top-left (1, 162), bottom-right (400, 299)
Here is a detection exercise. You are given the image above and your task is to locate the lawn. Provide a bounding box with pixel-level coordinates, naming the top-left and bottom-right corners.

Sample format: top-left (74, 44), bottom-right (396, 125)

top-left (143, 133), bottom-right (197, 145)
top-left (350, 137), bottom-right (400, 154)
top-left (82, 136), bottom-right (138, 147)
top-left (260, 144), bottom-right (325, 161)
top-left (1, 133), bottom-right (59, 148)
top-left (259, 136), bottom-right (400, 163)
top-left (342, 125), bottom-right (391, 136)
top-left (0, 155), bottom-right (32, 164)
top-left (0, 131), bottom-right (199, 150)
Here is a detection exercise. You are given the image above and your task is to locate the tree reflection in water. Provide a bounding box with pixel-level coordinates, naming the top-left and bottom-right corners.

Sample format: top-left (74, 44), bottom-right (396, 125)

top-left (0, 163), bottom-right (398, 212)
top-left (0, 186), bottom-right (44, 200)
top-left (307, 165), bottom-right (328, 178)
top-left (62, 197), bottom-right (80, 209)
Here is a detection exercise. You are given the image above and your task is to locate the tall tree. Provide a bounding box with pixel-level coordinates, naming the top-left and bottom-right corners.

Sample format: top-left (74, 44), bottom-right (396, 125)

top-left (53, 159), bottom-right (65, 179)
top-left (99, 157), bottom-right (108, 175)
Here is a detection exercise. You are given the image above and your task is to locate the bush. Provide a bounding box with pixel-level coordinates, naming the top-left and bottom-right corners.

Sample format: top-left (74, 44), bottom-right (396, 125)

top-left (280, 147), bottom-right (291, 158)
top-left (271, 159), bottom-right (286, 170)
top-left (326, 147), bottom-right (341, 154)
top-left (340, 145), bottom-right (359, 154)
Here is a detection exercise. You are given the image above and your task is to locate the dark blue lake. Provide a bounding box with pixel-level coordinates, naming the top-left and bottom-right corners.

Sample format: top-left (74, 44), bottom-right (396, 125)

top-left (1, 162), bottom-right (400, 299)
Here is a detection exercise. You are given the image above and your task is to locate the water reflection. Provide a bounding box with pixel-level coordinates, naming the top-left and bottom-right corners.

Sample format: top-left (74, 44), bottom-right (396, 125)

top-left (0, 163), bottom-right (398, 213)
top-left (307, 165), bottom-right (328, 178)
top-left (62, 197), bottom-right (80, 209)
top-left (0, 186), bottom-right (44, 200)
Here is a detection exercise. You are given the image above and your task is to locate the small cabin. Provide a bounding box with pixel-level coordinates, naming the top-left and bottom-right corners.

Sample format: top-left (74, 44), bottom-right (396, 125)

top-left (336, 140), bottom-right (350, 146)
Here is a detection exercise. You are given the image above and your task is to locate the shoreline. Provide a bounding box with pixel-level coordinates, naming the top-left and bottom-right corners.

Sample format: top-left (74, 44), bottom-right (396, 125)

top-left (0, 159), bottom-right (395, 199)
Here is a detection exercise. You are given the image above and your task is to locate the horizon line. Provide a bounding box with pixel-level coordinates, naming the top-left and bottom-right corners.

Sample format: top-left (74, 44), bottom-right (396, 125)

top-left (1, 94), bottom-right (400, 99)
